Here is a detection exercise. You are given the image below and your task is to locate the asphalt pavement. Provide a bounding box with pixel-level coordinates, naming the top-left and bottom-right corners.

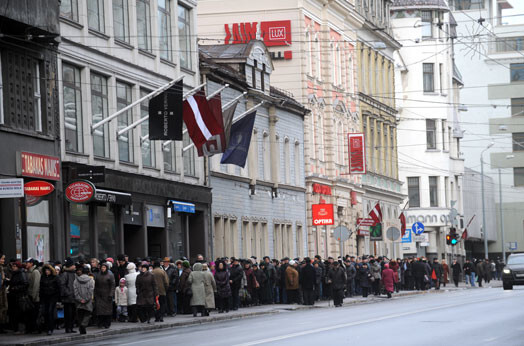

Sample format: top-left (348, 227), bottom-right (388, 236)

top-left (66, 285), bottom-right (524, 346)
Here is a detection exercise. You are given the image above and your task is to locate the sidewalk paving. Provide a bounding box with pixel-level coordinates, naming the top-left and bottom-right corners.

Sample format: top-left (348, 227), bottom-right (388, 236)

top-left (0, 280), bottom-right (503, 346)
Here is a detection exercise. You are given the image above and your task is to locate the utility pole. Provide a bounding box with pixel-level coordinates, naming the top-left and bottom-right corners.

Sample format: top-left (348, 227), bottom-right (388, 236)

top-left (499, 168), bottom-right (506, 263)
top-left (480, 143), bottom-right (493, 259)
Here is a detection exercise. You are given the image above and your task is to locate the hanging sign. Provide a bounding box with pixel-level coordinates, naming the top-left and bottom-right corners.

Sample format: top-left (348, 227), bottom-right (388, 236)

top-left (348, 133), bottom-right (366, 174)
top-left (24, 181), bottom-right (55, 197)
top-left (18, 152), bottom-right (61, 181)
top-left (65, 180), bottom-right (95, 203)
top-left (312, 204), bottom-right (334, 225)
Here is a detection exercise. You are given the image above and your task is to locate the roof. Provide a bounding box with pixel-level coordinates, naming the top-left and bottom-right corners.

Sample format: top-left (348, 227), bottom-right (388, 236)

top-left (391, 0), bottom-right (449, 9)
top-left (199, 43), bottom-right (253, 60)
top-left (452, 61), bottom-right (464, 86)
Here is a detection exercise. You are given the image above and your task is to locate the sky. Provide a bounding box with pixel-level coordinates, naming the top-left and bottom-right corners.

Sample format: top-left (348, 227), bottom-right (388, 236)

top-left (501, 1), bottom-right (524, 25)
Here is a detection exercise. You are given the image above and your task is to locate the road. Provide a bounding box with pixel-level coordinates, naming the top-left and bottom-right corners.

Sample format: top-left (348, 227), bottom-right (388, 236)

top-left (71, 287), bottom-right (524, 346)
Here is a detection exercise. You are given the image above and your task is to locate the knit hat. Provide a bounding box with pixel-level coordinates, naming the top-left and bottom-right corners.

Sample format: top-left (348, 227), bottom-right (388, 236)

top-left (119, 278), bottom-right (126, 284)
top-left (106, 257), bottom-right (114, 263)
top-left (82, 267), bottom-right (90, 275)
top-left (127, 262), bottom-right (136, 272)
top-left (289, 260), bottom-right (296, 266)
top-left (182, 260), bottom-right (190, 268)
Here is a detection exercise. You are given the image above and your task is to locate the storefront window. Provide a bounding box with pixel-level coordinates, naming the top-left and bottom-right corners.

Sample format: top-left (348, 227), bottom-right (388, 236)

top-left (27, 199), bottom-right (50, 262)
top-left (97, 205), bottom-right (116, 258)
top-left (70, 203), bottom-right (90, 258)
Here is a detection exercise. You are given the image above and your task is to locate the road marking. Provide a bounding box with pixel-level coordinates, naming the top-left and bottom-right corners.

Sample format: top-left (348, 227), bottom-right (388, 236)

top-left (234, 295), bottom-right (519, 346)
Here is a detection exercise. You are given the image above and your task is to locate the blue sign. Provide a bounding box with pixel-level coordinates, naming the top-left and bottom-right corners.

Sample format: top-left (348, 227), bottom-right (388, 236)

top-left (170, 200), bottom-right (195, 214)
top-left (412, 222), bottom-right (425, 235)
top-left (401, 229), bottom-right (412, 243)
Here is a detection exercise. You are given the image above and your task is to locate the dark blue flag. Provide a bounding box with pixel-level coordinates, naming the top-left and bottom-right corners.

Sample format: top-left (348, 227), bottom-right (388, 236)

top-left (220, 111), bottom-right (256, 168)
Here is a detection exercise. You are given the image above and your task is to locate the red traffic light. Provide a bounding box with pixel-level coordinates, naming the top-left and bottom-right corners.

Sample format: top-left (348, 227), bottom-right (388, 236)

top-left (446, 234), bottom-right (452, 245)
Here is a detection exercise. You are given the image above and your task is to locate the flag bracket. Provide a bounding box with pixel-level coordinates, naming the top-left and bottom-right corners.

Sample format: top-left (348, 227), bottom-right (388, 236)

top-left (91, 76), bottom-right (184, 133)
top-left (232, 101), bottom-right (264, 124)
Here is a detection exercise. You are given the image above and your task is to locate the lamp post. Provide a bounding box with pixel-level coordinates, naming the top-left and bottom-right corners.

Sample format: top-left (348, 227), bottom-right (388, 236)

top-left (480, 142), bottom-right (494, 259)
top-left (498, 168), bottom-right (506, 263)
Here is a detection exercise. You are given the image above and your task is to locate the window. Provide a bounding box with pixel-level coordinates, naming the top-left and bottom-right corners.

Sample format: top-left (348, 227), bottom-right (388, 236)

top-left (158, 0), bottom-right (172, 61)
top-left (423, 63), bottom-right (434, 92)
top-left (137, 0), bottom-right (152, 51)
top-left (163, 142), bottom-right (176, 172)
top-left (284, 138), bottom-right (290, 184)
top-left (510, 63), bottom-right (524, 82)
top-left (496, 37), bottom-right (524, 53)
top-left (296, 225), bottom-right (303, 258)
top-left (263, 132), bottom-right (271, 180)
top-left (116, 82), bottom-right (133, 162)
top-left (426, 119), bottom-right (436, 149)
top-left (113, 0), bottom-right (130, 43)
top-left (87, 0), bottom-right (105, 33)
top-left (348, 56), bottom-right (354, 93)
top-left (318, 113), bottom-right (324, 161)
top-left (91, 73), bottom-right (110, 158)
top-left (370, 119), bottom-right (375, 171)
top-left (316, 35), bottom-right (321, 79)
top-left (69, 203), bottom-right (90, 258)
top-left (252, 60), bottom-right (257, 89)
top-left (439, 63), bottom-right (444, 93)
top-left (34, 62), bottom-right (42, 133)
top-left (310, 112), bottom-right (316, 159)
top-left (407, 177), bottom-right (420, 207)
top-left (331, 43), bottom-right (336, 85)
top-left (306, 31), bottom-right (312, 75)
top-left (383, 126), bottom-right (388, 175)
top-left (178, 5), bottom-right (191, 69)
top-left (513, 133), bottom-right (524, 151)
top-left (60, 0), bottom-right (78, 22)
top-left (140, 89), bottom-right (155, 167)
top-left (444, 176), bottom-right (449, 207)
top-left (511, 98), bottom-right (524, 116)
top-left (421, 11), bottom-right (432, 38)
top-left (63, 64), bottom-right (83, 152)
top-left (452, 0), bottom-right (484, 10)
top-left (336, 45), bottom-right (342, 86)
top-left (183, 126), bottom-right (196, 176)
top-left (294, 141), bottom-right (300, 185)
top-left (429, 176), bottom-right (438, 207)
top-left (441, 120), bottom-right (447, 151)
top-left (514, 168), bottom-right (524, 187)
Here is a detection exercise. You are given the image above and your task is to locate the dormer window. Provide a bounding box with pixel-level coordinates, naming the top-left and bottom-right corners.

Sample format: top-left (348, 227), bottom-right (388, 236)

top-left (261, 64), bottom-right (265, 92)
top-left (252, 59), bottom-right (257, 89)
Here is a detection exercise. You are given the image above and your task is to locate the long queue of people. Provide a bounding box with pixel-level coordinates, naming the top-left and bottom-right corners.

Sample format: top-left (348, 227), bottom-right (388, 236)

top-left (0, 252), bottom-right (504, 336)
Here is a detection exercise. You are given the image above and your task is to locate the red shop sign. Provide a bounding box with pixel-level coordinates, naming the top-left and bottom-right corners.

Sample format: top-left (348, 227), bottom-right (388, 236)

top-left (312, 204), bottom-right (334, 226)
top-left (348, 133), bottom-right (366, 174)
top-left (312, 183), bottom-right (332, 196)
top-left (18, 152), bottom-right (61, 181)
top-left (24, 180), bottom-right (55, 197)
top-left (65, 180), bottom-right (95, 203)
top-left (224, 20), bottom-right (292, 47)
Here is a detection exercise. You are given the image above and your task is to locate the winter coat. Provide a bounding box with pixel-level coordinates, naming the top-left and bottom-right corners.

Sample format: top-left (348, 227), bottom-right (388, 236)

top-left (165, 265), bottom-right (179, 292)
top-left (412, 261), bottom-right (426, 278)
top-left (152, 267), bottom-right (169, 296)
top-left (300, 264), bottom-right (316, 290)
top-left (7, 270), bottom-right (28, 297)
top-left (452, 263), bottom-right (462, 279)
top-left (74, 274), bottom-right (95, 312)
top-left (265, 262), bottom-right (277, 286)
top-left (203, 270), bottom-right (216, 309)
top-left (285, 266), bottom-right (299, 290)
top-left (95, 270), bottom-right (115, 316)
top-left (442, 263), bottom-right (450, 283)
top-left (179, 268), bottom-right (192, 294)
top-left (346, 263), bottom-right (357, 281)
top-left (214, 270), bottom-right (231, 298)
top-left (482, 262), bottom-right (492, 280)
top-left (328, 266), bottom-right (347, 290)
top-left (431, 262), bottom-right (443, 280)
top-left (463, 262), bottom-right (474, 275)
top-left (58, 268), bottom-right (76, 303)
top-left (244, 267), bottom-right (257, 294)
top-left (136, 271), bottom-right (158, 306)
top-left (389, 261), bottom-right (399, 284)
top-left (188, 263), bottom-right (206, 307)
top-left (115, 286), bottom-right (128, 306)
top-left (116, 263), bottom-right (128, 286)
top-left (27, 265), bottom-right (41, 303)
top-left (314, 265), bottom-right (323, 285)
top-left (39, 265), bottom-right (59, 302)
top-left (125, 264), bottom-right (139, 305)
top-left (370, 262), bottom-right (382, 280)
top-left (358, 267), bottom-right (372, 288)
top-left (229, 264), bottom-right (243, 290)
top-left (382, 268), bottom-right (395, 293)
top-left (253, 269), bottom-right (267, 288)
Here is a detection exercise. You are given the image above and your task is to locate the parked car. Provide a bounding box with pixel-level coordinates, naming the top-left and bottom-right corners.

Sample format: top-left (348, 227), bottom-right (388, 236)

top-left (502, 253), bottom-right (524, 290)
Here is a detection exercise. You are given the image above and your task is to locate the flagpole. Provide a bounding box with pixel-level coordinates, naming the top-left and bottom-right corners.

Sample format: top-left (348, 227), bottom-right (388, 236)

top-left (232, 102), bottom-right (265, 124)
top-left (92, 76), bottom-right (184, 133)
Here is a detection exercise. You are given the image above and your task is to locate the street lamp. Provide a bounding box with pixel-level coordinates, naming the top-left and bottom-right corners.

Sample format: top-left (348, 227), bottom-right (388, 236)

top-left (480, 142), bottom-right (494, 259)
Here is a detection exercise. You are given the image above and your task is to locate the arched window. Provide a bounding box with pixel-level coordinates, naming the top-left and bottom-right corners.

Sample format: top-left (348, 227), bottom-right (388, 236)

top-left (284, 137), bottom-right (290, 184)
top-left (315, 33), bottom-right (322, 79)
top-left (336, 44), bottom-right (342, 86)
top-left (306, 30), bottom-right (312, 75)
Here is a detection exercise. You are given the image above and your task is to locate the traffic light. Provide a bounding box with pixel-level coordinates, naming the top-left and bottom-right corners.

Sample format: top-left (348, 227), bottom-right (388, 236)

top-left (450, 228), bottom-right (458, 246)
top-left (446, 233), bottom-right (452, 245)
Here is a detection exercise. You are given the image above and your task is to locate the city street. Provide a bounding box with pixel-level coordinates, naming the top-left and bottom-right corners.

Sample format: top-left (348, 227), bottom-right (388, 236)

top-left (68, 286), bottom-right (524, 346)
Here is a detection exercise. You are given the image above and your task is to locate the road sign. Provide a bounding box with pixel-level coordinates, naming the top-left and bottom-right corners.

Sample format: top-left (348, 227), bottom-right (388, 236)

top-left (357, 218), bottom-right (375, 226)
top-left (412, 222), bottom-right (424, 235)
top-left (507, 242), bottom-right (518, 251)
top-left (386, 227), bottom-right (401, 241)
top-left (401, 229), bottom-right (412, 243)
top-left (333, 225), bottom-right (351, 242)
top-left (413, 233), bottom-right (429, 243)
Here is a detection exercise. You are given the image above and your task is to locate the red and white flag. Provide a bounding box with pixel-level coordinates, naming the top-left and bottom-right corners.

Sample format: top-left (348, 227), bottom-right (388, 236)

top-left (183, 93), bottom-right (223, 149)
top-left (368, 202), bottom-right (382, 225)
top-left (399, 212), bottom-right (406, 236)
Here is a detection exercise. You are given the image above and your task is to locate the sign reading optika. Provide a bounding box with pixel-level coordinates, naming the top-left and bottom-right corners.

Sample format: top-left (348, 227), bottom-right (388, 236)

top-left (312, 204), bottom-right (334, 226)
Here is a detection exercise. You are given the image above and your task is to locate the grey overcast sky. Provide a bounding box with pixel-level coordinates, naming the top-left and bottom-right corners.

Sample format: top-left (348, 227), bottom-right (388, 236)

top-left (502, 0), bottom-right (524, 25)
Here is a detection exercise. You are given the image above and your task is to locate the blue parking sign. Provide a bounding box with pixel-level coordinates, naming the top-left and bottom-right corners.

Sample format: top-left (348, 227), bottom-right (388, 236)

top-left (412, 222), bottom-right (424, 235)
top-left (401, 229), bottom-right (412, 243)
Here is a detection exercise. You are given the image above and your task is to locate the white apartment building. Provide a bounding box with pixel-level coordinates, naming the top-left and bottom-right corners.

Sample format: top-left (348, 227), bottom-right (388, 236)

top-left (392, 0), bottom-right (467, 261)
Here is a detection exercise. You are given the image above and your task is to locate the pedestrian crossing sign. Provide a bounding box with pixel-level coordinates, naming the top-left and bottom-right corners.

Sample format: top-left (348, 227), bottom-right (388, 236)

top-left (401, 229), bottom-right (412, 243)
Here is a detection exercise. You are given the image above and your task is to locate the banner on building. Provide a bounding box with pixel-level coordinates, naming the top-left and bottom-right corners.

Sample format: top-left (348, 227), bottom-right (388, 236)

top-left (220, 111), bottom-right (257, 168)
top-left (312, 204), bottom-right (334, 226)
top-left (183, 93), bottom-right (223, 149)
top-left (370, 222), bottom-right (383, 241)
top-left (149, 80), bottom-right (184, 140)
top-left (348, 133), bottom-right (366, 174)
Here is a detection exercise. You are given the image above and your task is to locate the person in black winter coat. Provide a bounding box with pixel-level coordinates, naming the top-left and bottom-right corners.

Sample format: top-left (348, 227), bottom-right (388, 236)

top-left (431, 259), bottom-right (443, 290)
top-left (358, 263), bottom-right (372, 298)
top-left (214, 261), bottom-right (231, 313)
top-left (411, 259), bottom-right (426, 291)
top-left (39, 264), bottom-right (60, 335)
top-left (451, 259), bottom-right (462, 287)
top-left (345, 261), bottom-right (357, 297)
top-left (313, 261), bottom-right (323, 301)
top-left (229, 258), bottom-right (243, 311)
top-left (328, 262), bottom-right (347, 307)
top-left (58, 259), bottom-right (77, 333)
top-left (300, 258), bottom-right (316, 306)
top-left (6, 261), bottom-right (28, 333)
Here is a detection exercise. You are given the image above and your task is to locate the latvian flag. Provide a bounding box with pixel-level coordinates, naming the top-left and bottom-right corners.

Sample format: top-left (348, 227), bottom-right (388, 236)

top-left (183, 93), bottom-right (223, 148)
top-left (369, 202), bottom-right (382, 226)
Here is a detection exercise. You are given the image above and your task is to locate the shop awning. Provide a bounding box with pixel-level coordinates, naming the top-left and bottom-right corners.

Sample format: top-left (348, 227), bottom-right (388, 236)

top-left (169, 200), bottom-right (195, 213)
top-left (94, 189), bottom-right (132, 205)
